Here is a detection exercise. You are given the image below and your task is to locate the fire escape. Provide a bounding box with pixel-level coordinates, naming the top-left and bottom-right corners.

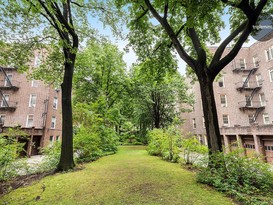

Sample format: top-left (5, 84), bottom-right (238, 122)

top-left (233, 61), bottom-right (264, 123)
top-left (0, 66), bottom-right (19, 112)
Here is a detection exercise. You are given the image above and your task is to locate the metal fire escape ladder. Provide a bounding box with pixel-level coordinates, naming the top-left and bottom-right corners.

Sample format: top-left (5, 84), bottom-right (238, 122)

top-left (0, 90), bottom-right (9, 107)
top-left (0, 66), bottom-right (13, 87)
top-left (245, 87), bottom-right (259, 106)
top-left (242, 69), bottom-right (255, 88)
top-left (253, 108), bottom-right (263, 122)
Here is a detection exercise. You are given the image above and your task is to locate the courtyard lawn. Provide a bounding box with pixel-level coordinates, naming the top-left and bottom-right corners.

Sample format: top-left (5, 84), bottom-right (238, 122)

top-left (0, 146), bottom-right (235, 205)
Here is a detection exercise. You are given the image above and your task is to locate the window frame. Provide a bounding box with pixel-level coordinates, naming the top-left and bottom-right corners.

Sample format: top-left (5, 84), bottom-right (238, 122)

top-left (220, 94), bottom-right (227, 107)
top-left (29, 94), bottom-right (37, 107)
top-left (51, 116), bottom-right (56, 129)
top-left (263, 113), bottom-right (270, 125)
top-left (53, 97), bottom-right (58, 110)
top-left (26, 114), bottom-right (34, 127)
top-left (222, 114), bottom-right (230, 127)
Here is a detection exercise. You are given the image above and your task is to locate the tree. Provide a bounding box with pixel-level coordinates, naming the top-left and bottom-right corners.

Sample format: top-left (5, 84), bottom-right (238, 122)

top-left (0, 0), bottom-right (120, 171)
top-left (73, 38), bottom-right (128, 131)
top-left (131, 61), bottom-right (191, 130)
top-left (115, 0), bottom-right (270, 157)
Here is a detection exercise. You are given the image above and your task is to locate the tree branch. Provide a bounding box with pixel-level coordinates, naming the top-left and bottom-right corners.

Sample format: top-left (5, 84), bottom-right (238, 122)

top-left (210, 20), bottom-right (247, 66)
top-left (144, 0), bottom-right (195, 69)
top-left (211, 0), bottom-right (268, 78)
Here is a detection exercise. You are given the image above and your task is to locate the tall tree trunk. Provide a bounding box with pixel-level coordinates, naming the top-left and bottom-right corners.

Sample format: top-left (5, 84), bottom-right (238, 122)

top-left (57, 59), bottom-right (75, 171)
top-left (198, 74), bottom-right (222, 154)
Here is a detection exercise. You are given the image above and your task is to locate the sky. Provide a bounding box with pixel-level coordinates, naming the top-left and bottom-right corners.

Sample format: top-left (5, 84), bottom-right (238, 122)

top-left (91, 13), bottom-right (257, 75)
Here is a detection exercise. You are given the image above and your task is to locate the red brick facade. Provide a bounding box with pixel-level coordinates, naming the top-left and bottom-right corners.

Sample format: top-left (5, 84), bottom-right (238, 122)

top-left (181, 32), bottom-right (273, 164)
top-left (0, 65), bottom-right (62, 156)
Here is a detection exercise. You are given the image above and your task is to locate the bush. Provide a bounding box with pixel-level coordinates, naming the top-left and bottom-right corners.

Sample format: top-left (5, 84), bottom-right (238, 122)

top-left (147, 126), bottom-right (181, 163)
top-left (197, 149), bottom-right (273, 204)
top-left (0, 128), bottom-right (28, 181)
top-left (180, 136), bottom-right (208, 166)
top-left (39, 142), bottom-right (61, 171)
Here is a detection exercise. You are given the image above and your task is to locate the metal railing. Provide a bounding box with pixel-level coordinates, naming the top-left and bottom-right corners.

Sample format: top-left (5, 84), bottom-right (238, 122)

top-left (238, 101), bottom-right (265, 108)
top-left (235, 80), bottom-right (263, 89)
top-left (0, 80), bottom-right (20, 88)
top-left (232, 62), bottom-right (259, 72)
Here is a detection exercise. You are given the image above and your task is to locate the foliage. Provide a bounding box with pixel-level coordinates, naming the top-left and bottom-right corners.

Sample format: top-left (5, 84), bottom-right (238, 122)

top-left (73, 103), bottom-right (118, 163)
top-left (197, 149), bottom-right (273, 205)
top-left (147, 126), bottom-right (181, 163)
top-left (0, 128), bottom-right (28, 181)
top-left (39, 142), bottom-right (61, 172)
top-left (181, 136), bottom-right (208, 166)
top-left (0, 146), bottom-right (234, 205)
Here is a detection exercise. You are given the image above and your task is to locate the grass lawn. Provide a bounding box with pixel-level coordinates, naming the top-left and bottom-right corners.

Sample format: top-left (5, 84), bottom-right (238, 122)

top-left (0, 146), bottom-right (236, 205)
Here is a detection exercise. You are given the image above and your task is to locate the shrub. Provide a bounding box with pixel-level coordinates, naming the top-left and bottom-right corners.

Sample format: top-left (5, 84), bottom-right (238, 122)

top-left (39, 142), bottom-right (61, 171)
top-left (147, 126), bottom-right (181, 163)
top-left (180, 136), bottom-right (208, 166)
top-left (197, 149), bottom-right (273, 204)
top-left (74, 126), bottom-right (103, 162)
top-left (0, 128), bottom-right (28, 181)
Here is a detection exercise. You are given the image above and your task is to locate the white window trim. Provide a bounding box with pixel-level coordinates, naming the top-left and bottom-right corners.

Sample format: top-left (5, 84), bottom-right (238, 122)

top-left (256, 74), bottom-right (262, 86)
top-left (218, 77), bottom-right (225, 88)
top-left (31, 80), bottom-right (38, 87)
top-left (269, 69), bottom-right (273, 82)
top-left (192, 118), bottom-right (196, 129)
top-left (223, 115), bottom-right (230, 127)
top-left (29, 94), bottom-right (37, 107)
top-left (4, 74), bottom-right (13, 87)
top-left (259, 93), bottom-right (266, 106)
top-left (51, 116), bottom-right (56, 129)
top-left (53, 97), bottom-right (58, 110)
top-left (26, 114), bottom-right (34, 127)
top-left (1, 94), bottom-right (9, 107)
top-left (220, 94), bottom-right (227, 107)
top-left (263, 113), bottom-right (270, 125)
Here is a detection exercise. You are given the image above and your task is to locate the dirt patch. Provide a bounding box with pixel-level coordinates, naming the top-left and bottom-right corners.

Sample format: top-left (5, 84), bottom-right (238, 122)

top-left (0, 170), bottom-right (55, 197)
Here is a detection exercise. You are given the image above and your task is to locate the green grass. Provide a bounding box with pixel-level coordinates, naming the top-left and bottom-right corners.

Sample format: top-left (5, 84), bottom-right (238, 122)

top-left (0, 146), bottom-right (236, 205)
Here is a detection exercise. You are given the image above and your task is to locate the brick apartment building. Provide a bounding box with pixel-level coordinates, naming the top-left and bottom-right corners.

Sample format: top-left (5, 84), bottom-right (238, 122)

top-left (0, 56), bottom-right (62, 156)
top-left (181, 32), bottom-right (273, 164)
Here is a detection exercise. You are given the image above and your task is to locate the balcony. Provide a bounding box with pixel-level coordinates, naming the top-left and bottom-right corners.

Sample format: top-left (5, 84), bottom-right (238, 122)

top-left (232, 63), bottom-right (258, 73)
top-left (0, 80), bottom-right (20, 91)
top-left (0, 101), bottom-right (17, 112)
top-left (238, 101), bottom-right (265, 111)
top-left (235, 80), bottom-right (263, 91)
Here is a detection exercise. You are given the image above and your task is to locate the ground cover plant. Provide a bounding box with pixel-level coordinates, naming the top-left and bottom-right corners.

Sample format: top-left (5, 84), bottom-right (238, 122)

top-left (197, 149), bottom-right (273, 205)
top-left (0, 146), bottom-right (235, 205)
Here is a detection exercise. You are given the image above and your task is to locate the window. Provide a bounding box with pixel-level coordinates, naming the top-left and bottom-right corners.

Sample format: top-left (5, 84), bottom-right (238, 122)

top-left (34, 54), bottom-right (41, 67)
top-left (265, 46), bottom-right (273, 61)
top-left (1, 94), bottom-right (9, 107)
top-left (56, 135), bottom-right (60, 141)
top-left (0, 114), bottom-right (5, 125)
top-left (253, 55), bottom-right (259, 67)
top-left (239, 58), bottom-right (246, 69)
top-left (269, 69), bottom-right (273, 82)
top-left (202, 117), bottom-right (205, 128)
top-left (256, 74), bottom-right (262, 86)
top-left (49, 136), bottom-right (54, 146)
top-left (248, 114), bottom-right (254, 124)
top-left (220, 95), bottom-right (227, 107)
top-left (259, 93), bottom-right (266, 106)
top-left (245, 144), bottom-right (255, 149)
top-left (51, 116), bottom-right (56, 129)
top-left (192, 118), bottom-right (196, 129)
top-left (26, 114), bottom-right (34, 127)
top-left (4, 74), bottom-right (13, 87)
top-left (31, 80), bottom-right (38, 87)
top-left (29, 94), bottom-right (37, 107)
top-left (245, 95), bottom-right (252, 107)
top-left (242, 76), bottom-right (249, 87)
top-left (53, 97), bottom-right (58, 109)
top-left (263, 113), bottom-right (270, 124)
top-left (218, 77), bottom-right (224, 87)
top-left (222, 115), bottom-right (229, 126)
